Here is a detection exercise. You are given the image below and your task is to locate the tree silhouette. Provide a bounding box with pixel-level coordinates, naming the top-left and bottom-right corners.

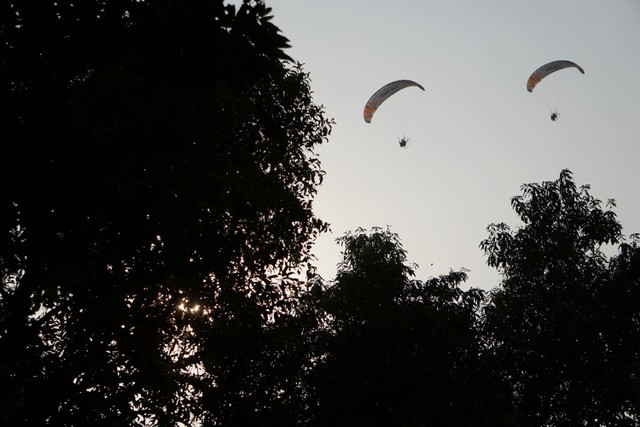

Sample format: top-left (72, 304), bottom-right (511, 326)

top-left (0, 1), bottom-right (332, 425)
top-left (481, 169), bottom-right (640, 426)
top-left (307, 227), bottom-right (518, 427)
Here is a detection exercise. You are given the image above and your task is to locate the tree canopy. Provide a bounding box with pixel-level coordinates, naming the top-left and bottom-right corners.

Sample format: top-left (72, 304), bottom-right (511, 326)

top-left (306, 227), bottom-right (517, 426)
top-left (481, 169), bottom-right (640, 426)
top-left (0, 1), bottom-right (331, 425)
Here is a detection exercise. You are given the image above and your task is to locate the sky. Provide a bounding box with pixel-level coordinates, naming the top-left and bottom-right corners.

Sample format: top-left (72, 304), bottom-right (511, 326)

top-left (259, 0), bottom-right (640, 290)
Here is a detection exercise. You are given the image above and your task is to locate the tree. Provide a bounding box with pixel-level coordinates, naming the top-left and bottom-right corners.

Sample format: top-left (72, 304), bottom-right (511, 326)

top-left (307, 227), bottom-right (518, 427)
top-left (0, 1), bottom-right (332, 425)
top-left (481, 169), bottom-right (640, 426)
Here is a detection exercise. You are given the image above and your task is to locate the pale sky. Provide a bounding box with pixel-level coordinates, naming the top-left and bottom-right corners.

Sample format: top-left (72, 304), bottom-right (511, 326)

top-left (262, 0), bottom-right (640, 290)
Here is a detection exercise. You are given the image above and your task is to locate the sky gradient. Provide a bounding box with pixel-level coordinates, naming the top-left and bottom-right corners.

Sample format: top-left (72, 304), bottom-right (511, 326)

top-left (262, 0), bottom-right (640, 289)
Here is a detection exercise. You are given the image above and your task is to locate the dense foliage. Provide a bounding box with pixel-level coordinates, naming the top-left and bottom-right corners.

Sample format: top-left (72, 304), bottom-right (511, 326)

top-left (306, 227), bottom-right (518, 426)
top-left (0, 1), bottom-right (331, 425)
top-left (481, 169), bottom-right (640, 426)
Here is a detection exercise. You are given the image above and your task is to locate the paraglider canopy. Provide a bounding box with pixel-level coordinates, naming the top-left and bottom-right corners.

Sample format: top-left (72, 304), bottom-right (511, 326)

top-left (363, 79), bottom-right (425, 123)
top-left (526, 60), bottom-right (585, 93)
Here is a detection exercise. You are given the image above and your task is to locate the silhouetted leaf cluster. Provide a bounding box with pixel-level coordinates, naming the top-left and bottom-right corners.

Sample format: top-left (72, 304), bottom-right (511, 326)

top-left (481, 169), bottom-right (640, 426)
top-left (0, 1), bottom-right (331, 425)
top-left (304, 227), bottom-right (518, 427)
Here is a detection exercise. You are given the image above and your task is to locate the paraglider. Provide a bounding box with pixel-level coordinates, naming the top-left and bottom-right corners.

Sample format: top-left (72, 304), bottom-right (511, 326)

top-left (363, 79), bottom-right (424, 146)
top-left (526, 60), bottom-right (584, 93)
top-left (363, 79), bottom-right (425, 123)
top-left (527, 60), bottom-right (584, 121)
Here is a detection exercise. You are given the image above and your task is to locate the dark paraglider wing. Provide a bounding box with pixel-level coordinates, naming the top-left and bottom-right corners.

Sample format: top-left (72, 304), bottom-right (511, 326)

top-left (526, 60), bottom-right (585, 93)
top-left (363, 79), bottom-right (425, 123)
